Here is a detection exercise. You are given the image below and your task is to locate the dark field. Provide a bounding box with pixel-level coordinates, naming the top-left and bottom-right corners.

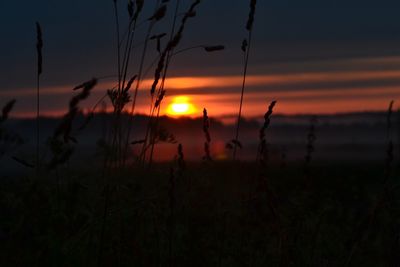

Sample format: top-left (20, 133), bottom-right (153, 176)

top-left (1, 111), bottom-right (400, 266)
top-left (1, 159), bottom-right (400, 266)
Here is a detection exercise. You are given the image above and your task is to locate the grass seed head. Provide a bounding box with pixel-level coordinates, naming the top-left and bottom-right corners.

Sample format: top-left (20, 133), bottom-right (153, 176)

top-left (151, 0), bottom-right (201, 96)
top-left (54, 78), bottom-right (97, 142)
top-left (155, 90), bottom-right (166, 108)
top-left (0, 99), bottom-right (16, 124)
top-left (133, 0), bottom-right (144, 20)
top-left (127, 0), bottom-right (134, 18)
top-left (204, 45), bottom-right (225, 52)
top-left (36, 22), bottom-right (43, 76)
top-left (125, 75), bottom-right (137, 92)
top-left (246, 0), bottom-right (257, 31)
top-left (149, 5), bottom-right (167, 21)
top-left (241, 39), bottom-right (248, 52)
top-left (258, 101), bottom-right (277, 164)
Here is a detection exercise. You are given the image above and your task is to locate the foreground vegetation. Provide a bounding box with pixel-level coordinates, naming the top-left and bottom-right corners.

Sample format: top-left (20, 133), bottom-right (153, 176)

top-left (1, 160), bottom-right (400, 266)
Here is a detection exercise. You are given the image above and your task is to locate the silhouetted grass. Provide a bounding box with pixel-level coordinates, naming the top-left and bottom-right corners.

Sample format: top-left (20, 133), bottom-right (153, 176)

top-left (35, 22), bottom-right (43, 171)
top-left (2, 160), bottom-right (399, 266)
top-left (233, 0), bottom-right (257, 160)
top-left (1, 1), bottom-right (400, 267)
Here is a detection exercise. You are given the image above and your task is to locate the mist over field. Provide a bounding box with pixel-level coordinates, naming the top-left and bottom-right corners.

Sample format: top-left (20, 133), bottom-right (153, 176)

top-left (2, 112), bottom-right (398, 175)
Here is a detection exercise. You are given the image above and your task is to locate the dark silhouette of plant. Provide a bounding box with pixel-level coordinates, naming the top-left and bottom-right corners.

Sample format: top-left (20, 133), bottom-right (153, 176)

top-left (35, 22), bottom-right (43, 170)
top-left (257, 101), bottom-right (277, 165)
top-left (384, 100), bottom-right (394, 183)
top-left (233, 0), bottom-right (257, 160)
top-left (203, 108), bottom-right (212, 161)
top-left (345, 101), bottom-right (396, 266)
top-left (49, 79), bottom-right (97, 170)
top-left (0, 100), bottom-right (23, 160)
top-left (0, 99), bottom-right (16, 124)
top-left (142, 0), bottom-right (202, 165)
top-left (304, 116), bottom-right (318, 181)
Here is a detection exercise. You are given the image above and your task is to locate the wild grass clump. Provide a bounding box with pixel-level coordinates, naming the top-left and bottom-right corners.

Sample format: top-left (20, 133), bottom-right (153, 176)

top-left (141, 0), bottom-right (204, 165)
top-left (45, 79), bottom-right (97, 171)
top-left (54, 78), bottom-right (97, 143)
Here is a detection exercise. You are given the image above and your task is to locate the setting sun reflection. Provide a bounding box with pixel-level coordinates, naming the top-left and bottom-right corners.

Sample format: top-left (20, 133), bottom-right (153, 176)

top-left (166, 96), bottom-right (196, 116)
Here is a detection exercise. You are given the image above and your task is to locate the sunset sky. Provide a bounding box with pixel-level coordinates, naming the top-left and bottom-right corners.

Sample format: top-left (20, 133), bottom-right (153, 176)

top-left (1, 0), bottom-right (400, 119)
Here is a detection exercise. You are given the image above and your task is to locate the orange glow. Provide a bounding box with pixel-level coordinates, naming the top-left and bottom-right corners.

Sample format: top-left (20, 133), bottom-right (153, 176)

top-left (166, 96), bottom-right (197, 116)
top-left (4, 54), bottom-right (400, 119)
top-left (5, 70), bottom-right (400, 98)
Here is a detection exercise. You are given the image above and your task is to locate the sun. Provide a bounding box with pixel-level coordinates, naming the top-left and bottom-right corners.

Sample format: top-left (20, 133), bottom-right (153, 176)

top-left (166, 96), bottom-right (196, 116)
top-left (171, 103), bottom-right (190, 113)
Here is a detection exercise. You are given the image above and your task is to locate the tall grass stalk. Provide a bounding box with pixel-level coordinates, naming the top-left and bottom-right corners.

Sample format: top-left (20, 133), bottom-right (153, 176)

top-left (254, 102), bottom-right (284, 264)
top-left (120, 0), bottom-right (143, 91)
top-left (97, 1), bottom-right (132, 260)
top-left (147, 44), bottom-right (225, 166)
top-left (304, 116), bottom-right (317, 182)
top-left (110, 0), bottom-right (139, 169)
top-left (112, 0), bottom-right (122, 91)
top-left (233, 0), bottom-right (257, 160)
top-left (398, 108), bottom-right (400, 168)
top-left (122, 1), bottom-right (162, 166)
top-left (384, 100), bottom-right (394, 183)
top-left (148, 0), bottom-right (182, 166)
top-left (257, 101), bottom-right (277, 165)
top-left (203, 108), bottom-right (212, 161)
top-left (345, 100), bottom-right (395, 266)
top-left (140, 0), bottom-right (200, 166)
top-left (111, 0), bottom-right (125, 166)
top-left (98, 2), bottom-right (164, 262)
top-left (145, 3), bottom-right (225, 167)
top-left (35, 22), bottom-right (43, 172)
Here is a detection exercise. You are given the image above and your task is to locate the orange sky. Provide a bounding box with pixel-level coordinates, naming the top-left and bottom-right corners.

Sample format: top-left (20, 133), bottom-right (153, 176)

top-left (2, 56), bottom-right (400, 121)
